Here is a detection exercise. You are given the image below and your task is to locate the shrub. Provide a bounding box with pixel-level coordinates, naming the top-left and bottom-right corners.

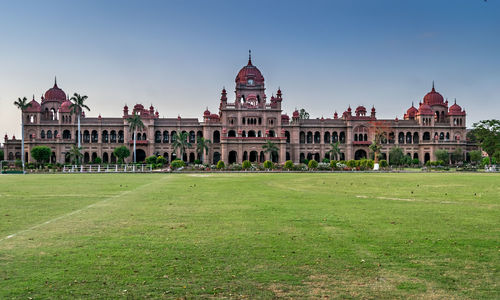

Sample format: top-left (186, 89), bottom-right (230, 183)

top-left (113, 146), bottom-right (130, 163)
top-left (31, 146), bottom-right (51, 164)
top-left (217, 160), bottom-right (225, 169)
top-left (411, 158), bottom-right (420, 166)
top-left (242, 160), bottom-right (252, 170)
top-left (284, 160), bottom-right (294, 170)
top-left (435, 150), bottom-right (449, 164)
top-left (322, 158), bottom-right (330, 163)
top-left (379, 159), bottom-right (388, 168)
top-left (303, 159), bottom-right (309, 165)
top-left (156, 155), bottom-right (167, 166)
top-left (93, 157), bottom-right (102, 164)
top-left (145, 155), bottom-right (157, 165)
top-left (15, 159), bottom-right (22, 168)
top-left (170, 159), bottom-right (185, 170)
top-left (194, 159), bottom-right (202, 165)
top-left (329, 160), bottom-right (338, 169)
top-left (263, 160), bottom-right (273, 169)
top-left (366, 159), bottom-right (374, 170)
top-left (468, 150), bottom-right (482, 165)
top-left (317, 162), bottom-right (330, 170)
top-left (229, 163), bottom-right (242, 171)
top-left (346, 160), bottom-right (357, 169)
top-left (389, 147), bottom-right (404, 166)
top-left (308, 159), bottom-right (318, 169)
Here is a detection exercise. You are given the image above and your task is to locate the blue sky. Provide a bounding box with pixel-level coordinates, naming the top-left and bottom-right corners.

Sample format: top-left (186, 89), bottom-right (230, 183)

top-left (1, 0), bottom-right (498, 138)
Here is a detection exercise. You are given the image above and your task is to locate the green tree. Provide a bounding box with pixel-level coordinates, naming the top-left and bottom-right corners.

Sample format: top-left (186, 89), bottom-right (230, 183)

top-left (308, 159), bottom-right (318, 169)
top-left (262, 140), bottom-right (279, 162)
top-left (284, 160), bottom-right (294, 170)
top-left (171, 159), bottom-right (185, 170)
top-left (217, 160), bottom-right (225, 169)
top-left (0, 149), bottom-right (4, 160)
top-left (172, 131), bottom-right (192, 161)
top-left (263, 160), bottom-right (273, 170)
top-left (435, 149), bottom-right (449, 164)
top-left (468, 150), bottom-right (482, 165)
top-left (327, 141), bottom-right (341, 161)
top-left (113, 146), bottom-right (130, 163)
top-left (126, 113), bottom-right (145, 163)
top-left (299, 108), bottom-right (309, 119)
top-left (13, 96), bottom-right (31, 173)
top-left (68, 145), bottom-right (83, 164)
top-left (196, 137), bottom-right (211, 163)
top-left (451, 147), bottom-right (464, 165)
top-left (31, 146), bottom-right (51, 165)
top-left (471, 120), bottom-right (500, 166)
top-left (242, 160), bottom-right (252, 170)
top-left (389, 147), bottom-right (404, 166)
top-left (69, 93), bottom-right (90, 149)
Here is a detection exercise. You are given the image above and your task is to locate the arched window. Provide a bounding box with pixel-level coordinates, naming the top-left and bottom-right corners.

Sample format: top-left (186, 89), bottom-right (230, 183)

top-left (213, 152), bottom-right (221, 163)
top-left (171, 131), bottom-right (177, 142)
top-left (398, 132), bottom-right (405, 144)
top-left (324, 132), bottom-right (330, 144)
top-left (155, 131), bottom-right (161, 143)
top-left (103, 152), bottom-right (109, 163)
top-left (197, 131), bottom-right (203, 139)
top-left (446, 132), bottom-right (450, 140)
top-left (228, 130), bottom-right (236, 137)
top-left (314, 131), bottom-right (320, 143)
top-left (248, 130), bottom-right (256, 137)
top-left (423, 132), bottom-right (430, 141)
top-left (249, 151), bottom-right (258, 162)
top-left (243, 151), bottom-right (248, 161)
top-left (63, 130), bottom-right (71, 139)
top-left (300, 132), bottom-right (305, 144)
top-left (339, 131), bottom-right (345, 143)
top-left (406, 132), bottom-right (412, 144)
top-left (102, 130), bottom-right (109, 143)
top-left (118, 130), bottom-right (124, 143)
top-left (268, 130), bottom-right (275, 137)
top-left (413, 132), bottom-right (419, 143)
top-left (213, 131), bottom-right (220, 143)
top-left (307, 132), bottom-right (313, 144)
top-left (189, 131), bottom-right (195, 143)
top-left (47, 130), bottom-right (53, 139)
top-left (228, 151), bottom-right (237, 164)
top-left (300, 153), bottom-right (305, 163)
top-left (241, 130), bottom-right (246, 137)
top-left (110, 130), bottom-right (117, 143)
top-left (285, 131), bottom-right (290, 143)
top-left (439, 132), bottom-right (444, 140)
top-left (332, 132), bottom-right (338, 143)
top-left (136, 133), bottom-right (141, 141)
top-left (142, 133), bottom-right (146, 140)
top-left (91, 130), bottom-right (98, 143)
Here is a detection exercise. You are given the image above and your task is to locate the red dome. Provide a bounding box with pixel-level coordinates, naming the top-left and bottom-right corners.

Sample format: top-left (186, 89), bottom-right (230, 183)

top-left (203, 108), bottom-right (211, 116)
top-left (406, 104), bottom-right (418, 117)
top-left (59, 99), bottom-right (72, 113)
top-left (423, 83), bottom-right (444, 106)
top-left (235, 56), bottom-right (264, 86)
top-left (44, 80), bottom-right (66, 102)
top-left (25, 98), bottom-right (41, 112)
top-left (292, 109), bottom-right (299, 118)
top-left (418, 103), bottom-right (433, 115)
top-left (448, 101), bottom-right (464, 115)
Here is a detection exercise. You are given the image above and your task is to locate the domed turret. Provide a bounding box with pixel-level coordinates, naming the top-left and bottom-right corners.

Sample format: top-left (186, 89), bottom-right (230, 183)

top-left (405, 102), bottom-right (418, 119)
top-left (25, 96), bottom-right (41, 112)
top-left (235, 50), bottom-right (265, 86)
top-left (423, 82), bottom-right (445, 106)
top-left (43, 78), bottom-right (66, 102)
top-left (448, 100), bottom-right (465, 115)
top-left (418, 102), bottom-right (433, 115)
top-left (59, 99), bottom-right (72, 113)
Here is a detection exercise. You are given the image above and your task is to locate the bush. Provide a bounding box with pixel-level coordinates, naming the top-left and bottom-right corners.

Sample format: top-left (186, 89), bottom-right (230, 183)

top-left (284, 160), bottom-right (294, 170)
top-left (411, 158), bottom-right (420, 166)
top-left (389, 147), bottom-right (404, 166)
top-left (156, 155), bottom-right (167, 166)
top-left (317, 162), bottom-right (330, 170)
top-left (31, 146), bottom-right (51, 164)
top-left (329, 160), bottom-right (338, 169)
top-left (303, 159), bottom-right (309, 165)
top-left (346, 160), bottom-right (357, 169)
top-left (217, 160), bottom-right (225, 169)
top-left (194, 159), bottom-right (202, 165)
top-left (468, 150), bottom-right (482, 165)
top-left (170, 159), bottom-right (185, 170)
top-left (145, 155), bottom-right (157, 164)
top-left (263, 160), bottom-right (273, 169)
top-left (366, 159), bottom-right (374, 170)
top-left (15, 159), bottom-right (22, 168)
top-left (308, 159), bottom-right (318, 169)
top-left (93, 157), bottom-right (102, 164)
top-left (242, 160), bottom-right (252, 170)
top-left (379, 159), bottom-right (388, 168)
top-left (435, 149), bottom-right (449, 164)
top-left (322, 158), bottom-right (330, 163)
top-left (114, 146), bottom-right (130, 163)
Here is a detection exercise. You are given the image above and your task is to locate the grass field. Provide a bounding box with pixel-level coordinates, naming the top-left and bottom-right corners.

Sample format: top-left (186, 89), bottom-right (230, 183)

top-left (0, 173), bottom-right (498, 299)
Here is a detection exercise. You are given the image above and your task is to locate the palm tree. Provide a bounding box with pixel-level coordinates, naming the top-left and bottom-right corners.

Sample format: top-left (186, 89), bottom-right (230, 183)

top-left (172, 131), bottom-right (192, 161)
top-left (327, 141), bottom-right (341, 160)
top-left (262, 140), bottom-right (279, 162)
top-left (196, 137), bottom-right (211, 163)
top-left (126, 113), bottom-right (145, 163)
top-left (68, 145), bottom-right (83, 164)
top-left (69, 93), bottom-right (90, 149)
top-left (13, 97), bottom-right (31, 173)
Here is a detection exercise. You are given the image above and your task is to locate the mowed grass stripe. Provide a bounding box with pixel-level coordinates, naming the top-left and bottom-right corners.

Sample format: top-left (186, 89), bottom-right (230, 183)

top-left (0, 173), bottom-right (498, 299)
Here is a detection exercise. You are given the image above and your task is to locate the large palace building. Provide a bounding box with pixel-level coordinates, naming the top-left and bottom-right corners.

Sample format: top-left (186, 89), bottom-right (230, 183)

top-left (3, 55), bottom-right (473, 165)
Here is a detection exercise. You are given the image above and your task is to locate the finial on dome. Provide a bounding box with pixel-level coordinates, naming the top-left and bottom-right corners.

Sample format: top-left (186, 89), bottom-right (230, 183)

top-left (432, 80), bottom-right (435, 92)
top-left (248, 49), bottom-right (252, 65)
top-left (54, 76), bottom-right (58, 87)
top-left (454, 98), bottom-right (457, 104)
top-left (412, 101), bottom-right (414, 107)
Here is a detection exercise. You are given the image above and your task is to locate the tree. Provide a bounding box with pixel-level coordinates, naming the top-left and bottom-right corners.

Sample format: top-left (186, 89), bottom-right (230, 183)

top-left (262, 140), bottom-right (279, 162)
top-left (369, 120), bottom-right (390, 164)
top-left (31, 146), bottom-right (51, 164)
top-left (451, 147), bottom-right (464, 165)
top-left (13, 96), bottom-right (31, 173)
top-left (471, 119), bottom-right (500, 166)
top-left (113, 146), bottom-right (130, 163)
top-left (172, 131), bottom-right (192, 161)
top-left (69, 93), bottom-right (90, 149)
top-left (196, 137), bottom-right (211, 163)
top-left (242, 160), bottom-right (252, 170)
top-left (308, 159), bottom-right (318, 169)
top-left (0, 149), bottom-right (4, 160)
top-left (327, 141), bottom-right (341, 161)
top-left (389, 147), bottom-right (404, 166)
top-left (68, 145), bottom-right (83, 164)
top-left (435, 149), bottom-right (449, 164)
top-left (469, 150), bottom-right (482, 165)
top-left (126, 113), bottom-right (145, 163)
top-left (299, 108), bottom-right (309, 120)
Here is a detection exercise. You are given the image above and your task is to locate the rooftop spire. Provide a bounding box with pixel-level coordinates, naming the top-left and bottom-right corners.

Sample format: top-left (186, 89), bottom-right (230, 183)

top-left (432, 80), bottom-right (435, 92)
top-left (248, 49), bottom-right (252, 65)
top-left (54, 76), bottom-right (58, 87)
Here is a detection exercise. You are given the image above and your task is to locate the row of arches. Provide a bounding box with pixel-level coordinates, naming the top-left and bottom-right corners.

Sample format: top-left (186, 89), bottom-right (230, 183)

top-left (300, 131), bottom-right (346, 144)
top-left (227, 130), bottom-right (275, 138)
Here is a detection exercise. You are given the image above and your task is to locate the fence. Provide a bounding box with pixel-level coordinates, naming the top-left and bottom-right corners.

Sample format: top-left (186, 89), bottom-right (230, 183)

top-left (62, 164), bottom-right (153, 173)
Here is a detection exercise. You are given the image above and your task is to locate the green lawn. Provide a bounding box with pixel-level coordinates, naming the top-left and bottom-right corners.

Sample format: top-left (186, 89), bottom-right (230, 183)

top-left (0, 173), bottom-right (498, 299)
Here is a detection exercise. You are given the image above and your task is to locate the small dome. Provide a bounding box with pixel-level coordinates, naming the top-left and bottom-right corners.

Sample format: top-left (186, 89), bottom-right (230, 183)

top-left (355, 105), bottom-right (366, 113)
top-left (204, 108), bottom-right (211, 116)
top-left (293, 109), bottom-right (299, 118)
top-left (25, 98), bottom-right (41, 112)
top-left (449, 101), bottom-right (464, 115)
top-left (406, 104), bottom-right (418, 117)
top-left (423, 83), bottom-right (445, 106)
top-left (418, 103), bottom-right (433, 115)
top-left (44, 79), bottom-right (66, 102)
top-left (235, 53), bottom-right (264, 86)
top-left (59, 99), bottom-right (72, 113)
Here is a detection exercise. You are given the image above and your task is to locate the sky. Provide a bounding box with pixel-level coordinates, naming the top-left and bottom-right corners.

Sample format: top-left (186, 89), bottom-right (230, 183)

top-left (1, 0), bottom-right (498, 140)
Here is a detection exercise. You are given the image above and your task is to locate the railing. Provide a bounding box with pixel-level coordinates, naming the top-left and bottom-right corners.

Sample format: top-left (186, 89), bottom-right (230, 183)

top-left (62, 164), bottom-right (153, 173)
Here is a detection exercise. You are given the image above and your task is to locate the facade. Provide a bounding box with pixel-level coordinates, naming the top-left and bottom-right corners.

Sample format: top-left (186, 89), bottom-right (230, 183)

top-left (3, 55), bottom-right (473, 164)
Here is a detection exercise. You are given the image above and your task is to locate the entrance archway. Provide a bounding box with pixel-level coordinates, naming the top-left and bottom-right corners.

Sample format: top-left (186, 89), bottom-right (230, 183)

top-left (249, 151), bottom-right (258, 162)
top-left (354, 149), bottom-right (367, 160)
top-left (229, 151), bottom-right (237, 164)
top-left (136, 149), bottom-right (146, 162)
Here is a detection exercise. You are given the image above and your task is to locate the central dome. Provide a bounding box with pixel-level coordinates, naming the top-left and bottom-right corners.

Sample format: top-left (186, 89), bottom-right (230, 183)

top-left (423, 82), bottom-right (444, 106)
top-left (44, 78), bottom-right (66, 102)
top-left (235, 52), bottom-right (264, 86)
